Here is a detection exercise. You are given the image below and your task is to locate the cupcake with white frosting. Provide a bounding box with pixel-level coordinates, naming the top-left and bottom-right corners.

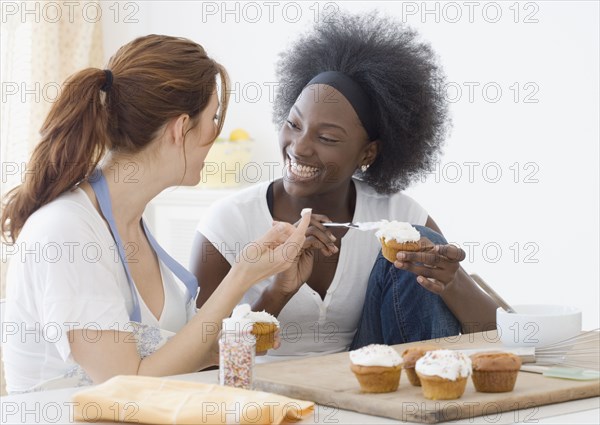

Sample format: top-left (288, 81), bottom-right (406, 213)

top-left (415, 349), bottom-right (472, 400)
top-left (231, 304), bottom-right (280, 352)
top-left (349, 344), bottom-right (403, 393)
top-left (402, 344), bottom-right (441, 386)
top-left (375, 221), bottom-right (433, 263)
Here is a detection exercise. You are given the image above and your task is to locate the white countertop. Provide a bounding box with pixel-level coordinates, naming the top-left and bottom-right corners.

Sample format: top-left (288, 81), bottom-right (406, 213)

top-left (1, 370), bottom-right (598, 424)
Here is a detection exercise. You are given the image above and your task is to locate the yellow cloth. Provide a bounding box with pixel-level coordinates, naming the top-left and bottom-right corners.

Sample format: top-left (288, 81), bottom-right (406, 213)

top-left (72, 375), bottom-right (314, 424)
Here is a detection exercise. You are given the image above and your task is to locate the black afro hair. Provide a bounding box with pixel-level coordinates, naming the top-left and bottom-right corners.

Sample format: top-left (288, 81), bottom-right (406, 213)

top-left (273, 11), bottom-right (450, 194)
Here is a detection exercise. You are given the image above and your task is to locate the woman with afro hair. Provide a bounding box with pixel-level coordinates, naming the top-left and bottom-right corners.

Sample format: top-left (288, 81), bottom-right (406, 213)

top-left (192, 11), bottom-right (498, 359)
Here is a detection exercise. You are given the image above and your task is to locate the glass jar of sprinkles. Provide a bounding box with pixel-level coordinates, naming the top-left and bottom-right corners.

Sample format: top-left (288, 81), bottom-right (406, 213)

top-left (219, 318), bottom-right (255, 390)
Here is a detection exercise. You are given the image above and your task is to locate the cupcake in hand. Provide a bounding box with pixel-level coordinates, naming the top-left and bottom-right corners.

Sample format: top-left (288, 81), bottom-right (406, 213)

top-left (415, 350), bottom-right (471, 400)
top-left (349, 344), bottom-right (403, 393)
top-left (375, 221), bottom-right (434, 263)
top-left (470, 352), bottom-right (522, 393)
top-left (231, 304), bottom-right (280, 352)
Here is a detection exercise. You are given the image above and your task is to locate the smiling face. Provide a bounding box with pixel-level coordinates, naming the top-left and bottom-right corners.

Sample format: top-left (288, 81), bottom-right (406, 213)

top-left (279, 84), bottom-right (377, 198)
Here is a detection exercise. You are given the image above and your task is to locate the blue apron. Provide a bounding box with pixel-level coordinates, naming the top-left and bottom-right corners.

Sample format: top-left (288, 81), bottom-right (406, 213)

top-left (89, 169), bottom-right (198, 322)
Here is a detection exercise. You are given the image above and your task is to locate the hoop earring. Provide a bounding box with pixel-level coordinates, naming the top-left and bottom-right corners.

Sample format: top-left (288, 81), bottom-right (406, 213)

top-left (361, 164), bottom-right (370, 172)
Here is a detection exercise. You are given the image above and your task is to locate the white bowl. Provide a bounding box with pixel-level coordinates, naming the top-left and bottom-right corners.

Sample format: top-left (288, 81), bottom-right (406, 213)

top-left (496, 305), bottom-right (582, 348)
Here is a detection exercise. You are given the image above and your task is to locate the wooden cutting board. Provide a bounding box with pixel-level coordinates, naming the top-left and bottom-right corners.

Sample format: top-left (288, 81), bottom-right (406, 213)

top-left (254, 332), bottom-right (600, 423)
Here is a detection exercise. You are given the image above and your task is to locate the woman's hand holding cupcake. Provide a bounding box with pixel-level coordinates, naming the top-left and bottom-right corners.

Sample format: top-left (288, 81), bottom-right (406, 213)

top-left (375, 221), bottom-right (467, 294)
top-left (395, 243), bottom-right (466, 294)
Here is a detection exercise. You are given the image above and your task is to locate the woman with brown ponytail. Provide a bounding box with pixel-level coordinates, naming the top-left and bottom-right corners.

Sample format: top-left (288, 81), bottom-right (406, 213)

top-left (1, 34), bottom-right (311, 393)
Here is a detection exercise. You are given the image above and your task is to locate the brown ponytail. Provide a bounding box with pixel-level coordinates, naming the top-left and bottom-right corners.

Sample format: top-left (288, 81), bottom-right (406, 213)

top-left (1, 69), bottom-right (109, 243)
top-left (1, 35), bottom-right (229, 243)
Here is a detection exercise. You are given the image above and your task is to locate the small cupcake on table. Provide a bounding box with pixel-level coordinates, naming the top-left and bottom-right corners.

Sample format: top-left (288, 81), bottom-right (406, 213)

top-left (349, 344), bottom-right (403, 393)
top-left (415, 350), bottom-right (472, 400)
top-left (401, 344), bottom-right (441, 386)
top-left (470, 352), bottom-right (522, 393)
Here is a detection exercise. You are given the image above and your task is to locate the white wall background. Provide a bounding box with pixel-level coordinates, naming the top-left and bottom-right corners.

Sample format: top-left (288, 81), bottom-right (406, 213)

top-left (102, 1), bottom-right (599, 329)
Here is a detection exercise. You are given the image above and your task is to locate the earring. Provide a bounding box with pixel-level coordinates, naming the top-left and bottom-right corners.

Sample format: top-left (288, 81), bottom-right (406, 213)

top-left (361, 164), bottom-right (370, 172)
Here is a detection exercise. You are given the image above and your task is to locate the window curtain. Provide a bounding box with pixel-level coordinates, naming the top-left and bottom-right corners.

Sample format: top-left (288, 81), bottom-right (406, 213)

top-left (0, 8), bottom-right (103, 395)
top-left (1, 7), bottom-right (104, 313)
top-left (1, 10), bottom-right (104, 196)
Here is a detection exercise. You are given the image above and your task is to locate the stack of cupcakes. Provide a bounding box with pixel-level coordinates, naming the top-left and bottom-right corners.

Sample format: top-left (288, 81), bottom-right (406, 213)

top-left (348, 342), bottom-right (522, 401)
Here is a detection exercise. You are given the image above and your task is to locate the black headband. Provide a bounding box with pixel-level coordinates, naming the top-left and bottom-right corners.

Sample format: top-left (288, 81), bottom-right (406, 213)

top-left (305, 71), bottom-right (378, 141)
top-left (100, 69), bottom-right (113, 92)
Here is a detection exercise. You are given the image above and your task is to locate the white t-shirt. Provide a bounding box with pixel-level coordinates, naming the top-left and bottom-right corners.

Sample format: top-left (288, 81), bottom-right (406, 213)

top-left (3, 188), bottom-right (196, 393)
top-left (197, 179), bottom-right (428, 361)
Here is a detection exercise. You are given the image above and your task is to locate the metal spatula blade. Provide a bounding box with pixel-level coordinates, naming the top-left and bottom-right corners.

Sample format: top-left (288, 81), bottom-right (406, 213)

top-left (322, 222), bottom-right (380, 231)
